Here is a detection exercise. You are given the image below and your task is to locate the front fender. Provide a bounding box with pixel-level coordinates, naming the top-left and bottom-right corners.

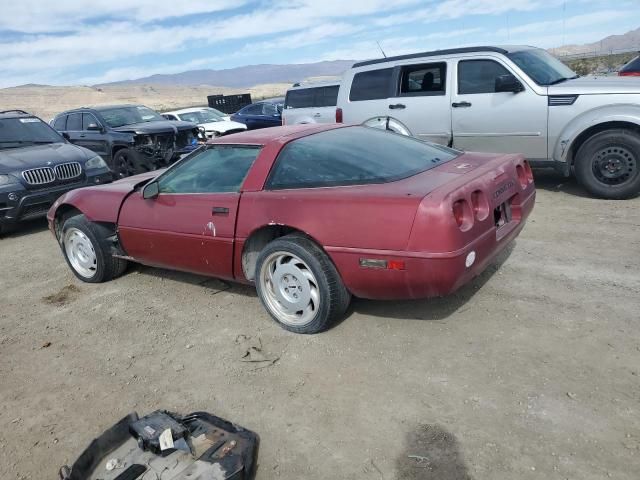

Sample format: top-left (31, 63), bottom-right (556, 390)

top-left (552, 104), bottom-right (640, 163)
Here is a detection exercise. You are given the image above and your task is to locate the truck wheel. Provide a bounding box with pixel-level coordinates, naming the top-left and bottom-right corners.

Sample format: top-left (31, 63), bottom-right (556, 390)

top-left (574, 129), bottom-right (640, 199)
top-left (255, 234), bottom-right (351, 334)
top-left (60, 214), bottom-right (127, 283)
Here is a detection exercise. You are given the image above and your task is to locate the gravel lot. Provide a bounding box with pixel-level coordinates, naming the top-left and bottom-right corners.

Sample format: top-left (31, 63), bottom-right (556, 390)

top-left (1, 170), bottom-right (639, 480)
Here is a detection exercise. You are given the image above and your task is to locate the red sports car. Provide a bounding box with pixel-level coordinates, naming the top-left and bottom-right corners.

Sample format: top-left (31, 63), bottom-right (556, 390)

top-left (48, 125), bottom-right (535, 334)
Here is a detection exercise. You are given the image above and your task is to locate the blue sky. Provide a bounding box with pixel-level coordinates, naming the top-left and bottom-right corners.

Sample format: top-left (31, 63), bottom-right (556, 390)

top-left (0, 0), bottom-right (638, 87)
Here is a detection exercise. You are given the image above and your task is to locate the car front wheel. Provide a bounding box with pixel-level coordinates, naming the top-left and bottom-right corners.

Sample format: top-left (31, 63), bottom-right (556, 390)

top-left (255, 235), bottom-right (351, 334)
top-left (575, 129), bottom-right (640, 199)
top-left (60, 214), bottom-right (127, 283)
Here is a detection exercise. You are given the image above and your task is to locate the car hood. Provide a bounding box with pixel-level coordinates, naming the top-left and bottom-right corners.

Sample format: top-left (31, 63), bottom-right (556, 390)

top-left (112, 120), bottom-right (198, 135)
top-left (548, 76), bottom-right (640, 95)
top-left (199, 120), bottom-right (247, 133)
top-left (0, 142), bottom-right (91, 174)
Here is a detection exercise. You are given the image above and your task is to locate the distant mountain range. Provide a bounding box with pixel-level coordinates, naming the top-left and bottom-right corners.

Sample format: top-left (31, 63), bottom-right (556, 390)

top-left (550, 27), bottom-right (640, 56)
top-left (101, 60), bottom-right (355, 88)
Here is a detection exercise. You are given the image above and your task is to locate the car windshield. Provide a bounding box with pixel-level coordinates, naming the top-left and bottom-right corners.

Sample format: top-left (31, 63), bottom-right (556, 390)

top-left (99, 106), bottom-right (165, 128)
top-left (0, 116), bottom-right (63, 149)
top-left (178, 110), bottom-right (224, 123)
top-left (268, 126), bottom-right (460, 189)
top-left (620, 55), bottom-right (640, 73)
top-left (507, 48), bottom-right (578, 86)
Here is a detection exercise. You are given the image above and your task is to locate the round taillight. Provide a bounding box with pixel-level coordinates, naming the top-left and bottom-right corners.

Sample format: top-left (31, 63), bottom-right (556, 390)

top-left (523, 160), bottom-right (534, 182)
top-left (452, 199), bottom-right (473, 231)
top-left (470, 190), bottom-right (489, 220)
top-left (516, 164), bottom-right (528, 189)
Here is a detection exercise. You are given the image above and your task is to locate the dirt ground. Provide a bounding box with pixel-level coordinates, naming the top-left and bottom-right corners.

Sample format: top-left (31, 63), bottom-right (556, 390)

top-left (1, 170), bottom-right (639, 479)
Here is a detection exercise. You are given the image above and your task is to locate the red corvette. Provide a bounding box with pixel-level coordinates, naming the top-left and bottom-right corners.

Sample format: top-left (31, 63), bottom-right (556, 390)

top-left (48, 124), bottom-right (535, 333)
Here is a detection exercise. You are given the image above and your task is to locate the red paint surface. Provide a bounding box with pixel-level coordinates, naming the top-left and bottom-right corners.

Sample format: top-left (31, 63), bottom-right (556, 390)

top-left (48, 124), bottom-right (535, 300)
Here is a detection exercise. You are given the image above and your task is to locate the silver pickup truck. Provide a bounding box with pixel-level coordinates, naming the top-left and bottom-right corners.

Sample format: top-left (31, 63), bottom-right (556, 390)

top-left (337, 46), bottom-right (640, 199)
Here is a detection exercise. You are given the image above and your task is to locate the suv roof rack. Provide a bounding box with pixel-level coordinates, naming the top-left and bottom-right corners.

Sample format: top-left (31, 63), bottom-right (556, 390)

top-left (0, 109), bottom-right (31, 115)
top-left (352, 46), bottom-right (509, 68)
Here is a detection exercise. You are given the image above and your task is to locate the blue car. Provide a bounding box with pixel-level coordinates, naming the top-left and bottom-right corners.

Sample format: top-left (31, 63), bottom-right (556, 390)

top-left (230, 98), bottom-right (283, 130)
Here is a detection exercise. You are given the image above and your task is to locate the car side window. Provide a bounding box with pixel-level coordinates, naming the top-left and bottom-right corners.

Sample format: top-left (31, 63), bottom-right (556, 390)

top-left (349, 68), bottom-right (394, 101)
top-left (262, 103), bottom-right (279, 116)
top-left (82, 113), bottom-right (99, 130)
top-left (52, 115), bottom-right (67, 131)
top-left (157, 146), bottom-right (262, 194)
top-left (66, 113), bottom-right (83, 131)
top-left (398, 62), bottom-right (446, 96)
top-left (458, 59), bottom-right (511, 94)
top-left (244, 104), bottom-right (263, 115)
top-left (285, 88), bottom-right (314, 109)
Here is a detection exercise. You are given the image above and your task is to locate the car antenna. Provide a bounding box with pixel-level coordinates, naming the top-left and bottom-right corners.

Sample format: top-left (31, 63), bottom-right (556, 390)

top-left (376, 41), bottom-right (387, 58)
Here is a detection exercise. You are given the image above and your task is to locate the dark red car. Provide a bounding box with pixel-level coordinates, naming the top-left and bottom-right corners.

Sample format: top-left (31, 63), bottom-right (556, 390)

top-left (48, 125), bottom-right (535, 333)
top-left (619, 55), bottom-right (640, 76)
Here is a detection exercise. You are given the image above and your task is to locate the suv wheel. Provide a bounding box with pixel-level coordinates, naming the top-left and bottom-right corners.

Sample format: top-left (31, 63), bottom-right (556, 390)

top-left (575, 129), bottom-right (640, 199)
top-left (255, 235), bottom-right (351, 334)
top-left (113, 148), bottom-right (155, 179)
top-left (60, 214), bottom-right (127, 283)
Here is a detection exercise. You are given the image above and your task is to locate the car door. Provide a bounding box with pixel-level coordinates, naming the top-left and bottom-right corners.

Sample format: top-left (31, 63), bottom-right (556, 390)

top-left (451, 57), bottom-right (548, 159)
top-left (260, 103), bottom-right (282, 128)
top-left (117, 145), bottom-right (262, 280)
top-left (62, 112), bottom-right (84, 146)
top-left (77, 113), bottom-right (110, 160)
top-left (387, 61), bottom-right (452, 145)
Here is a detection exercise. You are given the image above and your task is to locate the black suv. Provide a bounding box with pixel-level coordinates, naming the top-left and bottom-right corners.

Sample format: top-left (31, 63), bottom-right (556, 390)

top-left (52, 104), bottom-right (203, 178)
top-left (0, 110), bottom-right (112, 235)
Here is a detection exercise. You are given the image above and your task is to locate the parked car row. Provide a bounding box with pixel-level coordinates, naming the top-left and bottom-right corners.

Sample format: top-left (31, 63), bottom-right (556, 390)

top-left (282, 45), bottom-right (640, 200)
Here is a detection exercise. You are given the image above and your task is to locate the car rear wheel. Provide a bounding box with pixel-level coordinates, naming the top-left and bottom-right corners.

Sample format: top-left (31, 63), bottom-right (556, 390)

top-left (575, 129), bottom-right (640, 199)
top-left (255, 235), bottom-right (350, 334)
top-left (60, 214), bottom-right (127, 283)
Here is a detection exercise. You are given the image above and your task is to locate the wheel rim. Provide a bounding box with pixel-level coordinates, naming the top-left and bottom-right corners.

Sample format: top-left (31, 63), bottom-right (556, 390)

top-left (116, 152), bottom-right (136, 178)
top-left (592, 145), bottom-right (637, 186)
top-left (259, 251), bottom-right (320, 327)
top-left (63, 228), bottom-right (97, 279)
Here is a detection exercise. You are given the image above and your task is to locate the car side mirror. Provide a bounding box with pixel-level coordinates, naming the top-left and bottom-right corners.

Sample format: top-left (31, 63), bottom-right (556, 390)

top-left (495, 74), bottom-right (524, 93)
top-left (142, 181), bottom-right (160, 200)
top-left (87, 123), bottom-right (102, 131)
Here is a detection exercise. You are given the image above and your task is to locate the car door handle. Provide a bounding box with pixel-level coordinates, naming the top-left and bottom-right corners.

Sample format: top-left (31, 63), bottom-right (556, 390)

top-left (452, 101), bottom-right (472, 108)
top-left (313, 113), bottom-right (322, 117)
top-left (212, 207), bottom-right (229, 215)
top-left (388, 103), bottom-right (406, 110)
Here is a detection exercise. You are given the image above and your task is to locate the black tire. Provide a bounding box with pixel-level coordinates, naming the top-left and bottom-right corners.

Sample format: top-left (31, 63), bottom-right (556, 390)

top-left (255, 234), bottom-right (351, 334)
top-left (59, 214), bottom-right (127, 283)
top-left (112, 148), bottom-right (155, 179)
top-left (574, 129), bottom-right (640, 199)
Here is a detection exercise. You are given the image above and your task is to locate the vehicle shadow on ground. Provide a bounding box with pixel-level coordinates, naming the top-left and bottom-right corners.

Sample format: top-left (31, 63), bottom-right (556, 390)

top-left (531, 168), bottom-right (592, 198)
top-left (0, 218), bottom-right (49, 239)
top-left (346, 241), bottom-right (515, 322)
top-left (396, 424), bottom-right (473, 480)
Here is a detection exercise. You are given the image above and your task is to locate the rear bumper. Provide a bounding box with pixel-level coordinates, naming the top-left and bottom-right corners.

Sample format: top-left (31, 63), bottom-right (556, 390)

top-left (327, 190), bottom-right (535, 300)
top-left (0, 171), bottom-right (112, 226)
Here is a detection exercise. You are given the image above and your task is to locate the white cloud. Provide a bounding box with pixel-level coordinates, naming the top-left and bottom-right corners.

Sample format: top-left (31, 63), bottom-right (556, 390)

top-left (0, 0), bottom-right (246, 33)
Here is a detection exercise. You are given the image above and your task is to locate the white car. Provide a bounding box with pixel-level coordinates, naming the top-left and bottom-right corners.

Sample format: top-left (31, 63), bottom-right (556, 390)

top-left (282, 81), bottom-right (341, 125)
top-left (163, 107), bottom-right (246, 138)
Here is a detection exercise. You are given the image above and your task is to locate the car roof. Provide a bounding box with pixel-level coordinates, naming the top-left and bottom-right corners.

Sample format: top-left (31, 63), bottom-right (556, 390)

top-left (164, 107), bottom-right (215, 115)
top-left (352, 45), bottom-right (536, 67)
top-left (289, 81), bottom-right (341, 90)
top-left (0, 109), bottom-right (36, 119)
top-left (258, 97), bottom-right (285, 104)
top-left (57, 104), bottom-right (150, 116)
top-left (210, 124), bottom-right (345, 145)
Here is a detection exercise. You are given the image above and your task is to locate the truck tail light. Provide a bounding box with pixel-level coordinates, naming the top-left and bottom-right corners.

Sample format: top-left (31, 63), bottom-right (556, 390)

top-left (452, 199), bottom-right (473, 230)
top-left (335, 108), bottom-right (343, 123)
